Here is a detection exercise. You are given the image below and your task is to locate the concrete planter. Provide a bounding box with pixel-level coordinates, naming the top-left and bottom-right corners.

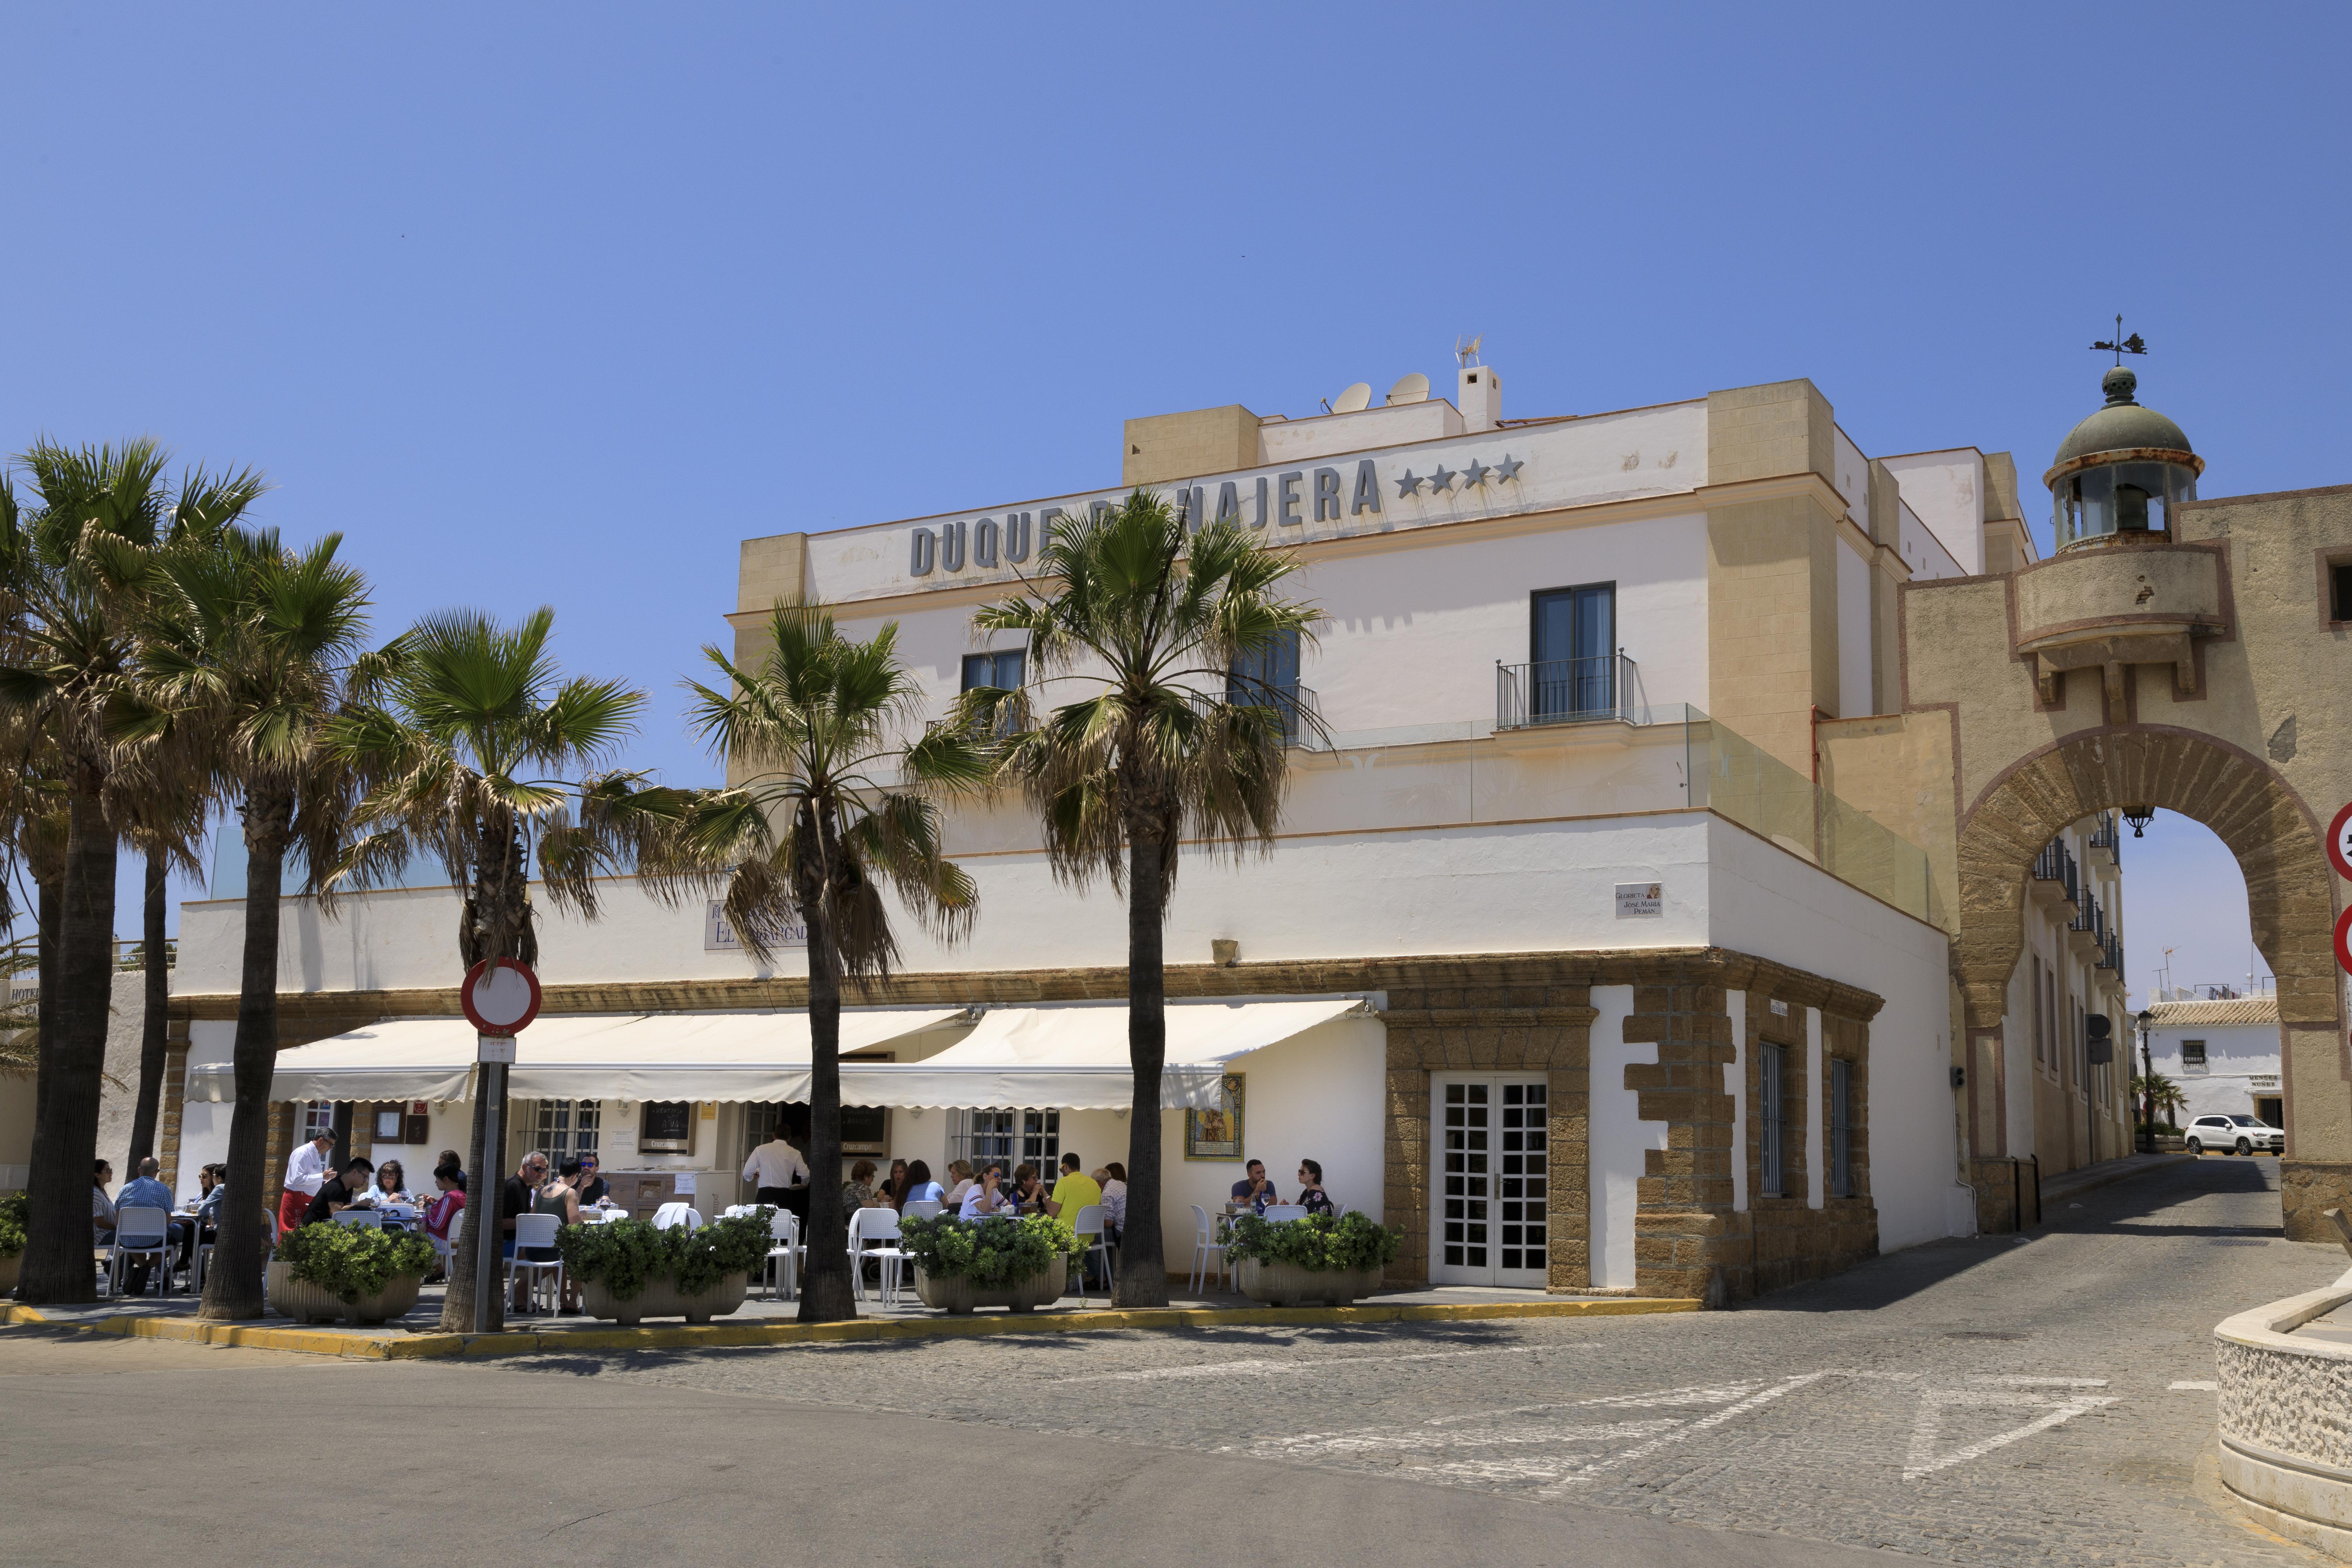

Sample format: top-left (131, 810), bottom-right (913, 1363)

top-left (578, 1270), bottom-right (748, 1326)
top-left (914, 1256), bottom-right (1068, 1315)
top-left (2216, 1273), bottom-right (2352, 1559)
top-left (265, 1259), bottom-right (423, 1325)
top-left (1235, 1258), bottom-right (1385, 1307)
top-left (0, 1253), bottom-right (19, 1297)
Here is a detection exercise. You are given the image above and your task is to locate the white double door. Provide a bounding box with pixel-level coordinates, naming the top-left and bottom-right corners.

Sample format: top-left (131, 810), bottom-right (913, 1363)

top-left (1430, 1073), bottom-right (1552, 1287)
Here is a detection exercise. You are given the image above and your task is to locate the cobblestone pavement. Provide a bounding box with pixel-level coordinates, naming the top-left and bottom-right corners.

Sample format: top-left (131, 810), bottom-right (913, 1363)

top-left (510, 1155), bottom-right (2336, 1566)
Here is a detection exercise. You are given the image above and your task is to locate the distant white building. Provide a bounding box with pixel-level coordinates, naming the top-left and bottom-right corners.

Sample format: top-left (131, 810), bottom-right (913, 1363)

top-left (2145, 996), bottom-right (2283, 1127)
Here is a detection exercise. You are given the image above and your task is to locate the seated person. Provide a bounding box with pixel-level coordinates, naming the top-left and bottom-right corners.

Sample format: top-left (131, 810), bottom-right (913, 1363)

top-left (1296, 1159), bottom-right (1335, 1216)
top-left (304, 1156), bottom-right (377, 1225)
top-left (1230, 1159), bottom-right (1279, 1216)
top-left (574, 1153), bottom-right (610, 1209)
top-left (92, 1159), bottom-right (116, 1245)
top-left (898, 1159), bottom-right (944, 1210)
top-left (841, 1159), bottom-right (880, 1216)
top-left (1044, 1152), bottom-right (1100, 1227)
top-left (113, 1156), bottom-right (183, 1290)
top-left (1007, 1164), bottom-right (1046, 1213)
top-left (421, 1161), bottom-right (467, 1279)
top-left (958, 1166), bottom-right (1010, 1218)
top-left (941, 1160), bottom-right (976, 1210)
top-left (372, 1159), bottom-right (412, 1222)
top-left (1093, 1161), bottom-right (1127, 1243)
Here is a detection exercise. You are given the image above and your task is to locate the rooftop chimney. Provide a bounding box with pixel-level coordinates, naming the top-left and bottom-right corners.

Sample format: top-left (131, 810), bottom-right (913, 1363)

top-left (1459, 362), bottom-right (1500, 433)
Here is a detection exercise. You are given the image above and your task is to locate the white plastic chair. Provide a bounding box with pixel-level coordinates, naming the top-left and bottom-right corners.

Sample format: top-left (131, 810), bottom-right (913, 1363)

top-left (902, 1199), bottom-right (943, 1220)
top-left (332, 1208), bottom-right (385, 1229)
top-left (1069, 1203), bottom-right (1112, 1306)
top-left (1187, 1204), bottom-right (1228, 1294)
top-left (1262, 1204), bottom-right (1308, 1222)
top-left (507, 1213), bottom-right (565, 1315)
top-left (651, 1202), bottom-right (703, 1232)
top-left (107, 1207), bottom-right (173, 1297)
top-left (847, 1207), bottom-right (908, 1305)
top-left (762, 1209), bottom-right (804, 1301)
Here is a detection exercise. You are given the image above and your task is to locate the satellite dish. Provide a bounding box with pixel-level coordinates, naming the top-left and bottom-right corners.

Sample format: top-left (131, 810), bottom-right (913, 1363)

top-left (1386, 372), bottom-right (1430, 406)
top-left (1331, 382), bottom-right (1372, 414)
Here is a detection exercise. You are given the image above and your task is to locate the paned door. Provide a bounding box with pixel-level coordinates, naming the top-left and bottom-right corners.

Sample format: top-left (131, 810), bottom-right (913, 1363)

top-left (1430, 1075), bottom-right (1551, 1287)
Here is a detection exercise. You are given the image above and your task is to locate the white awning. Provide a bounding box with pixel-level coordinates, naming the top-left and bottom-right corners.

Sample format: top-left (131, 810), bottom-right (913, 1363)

top-left (185, 1009), bottom-right (968, 1105)
top-left (836, 998), bottom-right (1368, 1110)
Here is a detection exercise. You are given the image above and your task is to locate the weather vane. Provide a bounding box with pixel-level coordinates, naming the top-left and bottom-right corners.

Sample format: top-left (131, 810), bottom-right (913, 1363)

top-left (2090, 314), bottom-right (2147, 366)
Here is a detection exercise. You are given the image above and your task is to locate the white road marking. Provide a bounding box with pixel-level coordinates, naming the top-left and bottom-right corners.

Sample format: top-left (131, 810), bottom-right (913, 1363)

top-left (1902, 1390), bottom-right (2118, 1481)
top-left (1967, 1374), bottom-right (2110, 1387)
top-left (1054, 1346), bottom-right (1536, 1384)
top-left (1540, 1372), bottom-right (1832, 1491)
top-left (1426, 1382), bottom-right (1767, 1424)
top-left (2169, 1379), bottom-right (2219, 1391)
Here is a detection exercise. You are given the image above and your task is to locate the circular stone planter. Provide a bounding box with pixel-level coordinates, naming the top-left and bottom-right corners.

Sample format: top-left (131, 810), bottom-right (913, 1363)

top-left (0, 1253), bottom-right (20, 1297)
top-left (914, 1255), bottom-right (1068, 1315)
top-left (1234, 1258), bottom-right (1385, 1308)
top-left (2216, 1276), bottom-right (2352, 1559)
top-left (577, 1270), bottom-right (748, 1326)
top-left (265, 1260), bottom-right (423, 1325)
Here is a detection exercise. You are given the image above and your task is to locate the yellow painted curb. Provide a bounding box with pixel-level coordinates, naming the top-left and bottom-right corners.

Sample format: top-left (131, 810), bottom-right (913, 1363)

top-left (3, 1302), bottom-right (49, 1326)
top-left (30, 1295), bottom-right (1699, 1362)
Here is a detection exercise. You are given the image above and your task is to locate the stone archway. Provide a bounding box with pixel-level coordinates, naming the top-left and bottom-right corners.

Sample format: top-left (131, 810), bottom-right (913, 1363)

top-left (1952, 725), bottom-right (2346, 1236)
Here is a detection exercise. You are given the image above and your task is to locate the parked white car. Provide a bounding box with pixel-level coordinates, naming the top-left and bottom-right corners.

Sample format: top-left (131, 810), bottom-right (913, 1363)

top-left (2184, 1114), bottom-right (2285, 1155)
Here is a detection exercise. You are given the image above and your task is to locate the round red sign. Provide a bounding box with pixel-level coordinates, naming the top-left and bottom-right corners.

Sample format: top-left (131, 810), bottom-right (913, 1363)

top-left (461, 958), bottom-right (542, 1036)
top-left (2336, 908), bottom-right (2352, 979)
top-left (2329, 801), bottom-right (2352, 883)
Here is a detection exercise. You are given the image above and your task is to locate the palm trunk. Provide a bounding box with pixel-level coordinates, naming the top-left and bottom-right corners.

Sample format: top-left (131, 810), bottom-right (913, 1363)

top-left (1116, 824), bottom-right (1170, 1307)
top-left (440, 1074), bottom-right (496, 1331)
top-left (798, 827), bottom-right (854, 1322)
top-left (200, 792), bottom-right (290, 1319)
top-left (443, 816), bottom-right (523, 1333)
top-left (126, 852), bottom-right (170, 1169)
top-left (19, 787), bottom-right (120, 1304)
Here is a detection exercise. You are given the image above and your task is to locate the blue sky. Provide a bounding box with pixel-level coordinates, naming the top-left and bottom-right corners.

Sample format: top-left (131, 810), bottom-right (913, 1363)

top-left (5, 4), bottom-right (2343, 1003)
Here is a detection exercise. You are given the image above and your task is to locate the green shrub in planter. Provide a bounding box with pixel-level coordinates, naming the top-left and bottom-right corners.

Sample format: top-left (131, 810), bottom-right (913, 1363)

top-left (1226, 1211), bottom-right (1399, 1273)
top-left (275, 1222), bottom-right (436, 1303)
top-left (897, 1212), bottom-right (1078, 1288)
top-left (0, 1190), bottom-right (27, 1260)
top-left (555, 1213), bottom-right (770, 1303)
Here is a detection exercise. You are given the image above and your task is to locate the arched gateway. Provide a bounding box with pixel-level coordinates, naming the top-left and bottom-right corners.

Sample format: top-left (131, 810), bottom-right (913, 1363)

top-left (1832, 368), bottom-right (2352, 1239)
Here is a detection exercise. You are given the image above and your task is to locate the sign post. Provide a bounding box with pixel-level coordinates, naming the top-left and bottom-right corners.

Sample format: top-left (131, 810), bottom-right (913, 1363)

top-left (462, 958), bottom-right (541, 1336)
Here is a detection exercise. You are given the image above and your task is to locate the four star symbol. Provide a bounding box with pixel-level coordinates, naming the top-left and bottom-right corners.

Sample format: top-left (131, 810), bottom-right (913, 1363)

top-left (1390, 456), bottom-right (1524, 501)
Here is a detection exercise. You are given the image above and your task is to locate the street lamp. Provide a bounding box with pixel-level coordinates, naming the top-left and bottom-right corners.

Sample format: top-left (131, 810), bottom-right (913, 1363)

top-left (2136, 1008), bottom-right (2155, 1150)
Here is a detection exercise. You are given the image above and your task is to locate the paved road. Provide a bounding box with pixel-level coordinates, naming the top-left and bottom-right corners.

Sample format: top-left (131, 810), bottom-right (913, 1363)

top-left (0, 1155), bottom-right (2333, 1566)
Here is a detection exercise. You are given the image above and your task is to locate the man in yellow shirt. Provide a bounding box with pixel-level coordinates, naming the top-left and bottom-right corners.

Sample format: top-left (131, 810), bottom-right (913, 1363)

top-left (1045, 1152), bottom-right (1102, 1231)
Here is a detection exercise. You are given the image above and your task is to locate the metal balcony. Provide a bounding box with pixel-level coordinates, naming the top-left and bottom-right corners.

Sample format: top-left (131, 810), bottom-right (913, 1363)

top-left (1495, 653), bottom-right (1636, 730)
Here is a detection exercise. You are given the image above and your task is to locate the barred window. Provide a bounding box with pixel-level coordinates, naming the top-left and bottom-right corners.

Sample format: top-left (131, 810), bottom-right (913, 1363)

top-left (1829, 1058), bottom-right (1854, 1198)
top-left (1759, 1044), bottom-right (1787, 1198)
top-left (946, 1108), bottom-right (1058, 1176)
top-left (531, 1099), bottom-right (601, 1161)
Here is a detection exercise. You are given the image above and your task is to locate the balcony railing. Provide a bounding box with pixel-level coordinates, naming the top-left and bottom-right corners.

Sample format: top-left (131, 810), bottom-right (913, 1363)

top-left (1495, 653), bottom-right (1637, 730)
top-left (1222, 680), bottom-right (1323, 749)
top-left (2031, 838), bottom-right (2081, 904)
top-left (2069, 894), bottom-right (2098, 936)
top-left (2097, 934), bottom-right (2122, 972)
top-left (2090, 812), bottom-right (2119, 852)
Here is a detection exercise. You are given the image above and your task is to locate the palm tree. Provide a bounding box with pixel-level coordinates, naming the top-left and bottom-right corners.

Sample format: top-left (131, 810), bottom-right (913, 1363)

top-left (0, 443), bottom-right (264, 1303)
top-left (139, 525), bottom-right (376, 1319)
top-left (324, 608), bottom-right (674, 1331)
top-left (961, 493), bottom-right (1319, 1306)
top-left (641, 603), bottom-right (985, 1323)
top-left (119, 794), bottom-right (209, 1174)
top-left (2133, 1072), bottom-right (2188, 1132)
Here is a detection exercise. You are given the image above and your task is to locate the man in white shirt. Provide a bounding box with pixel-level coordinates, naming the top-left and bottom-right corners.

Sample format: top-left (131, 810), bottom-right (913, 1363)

top-left (279, 1130), bottom-right (336, 1238)
top-left (742, 1128), bottom-right (810, 1221)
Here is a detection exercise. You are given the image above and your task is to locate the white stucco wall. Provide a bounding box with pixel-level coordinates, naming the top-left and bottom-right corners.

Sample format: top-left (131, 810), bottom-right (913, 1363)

top-left (2147, 1021), bottom-right (2282, 1122)
top-left (1884, 451), bottom-right (1987, 575)
top-left (1587, 985), bottom-right (1650, 1288)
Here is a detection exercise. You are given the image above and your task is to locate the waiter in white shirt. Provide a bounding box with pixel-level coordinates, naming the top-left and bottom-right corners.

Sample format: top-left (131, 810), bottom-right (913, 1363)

top-left (742, 1127), bottom-right (810, 1222)
top-left (279, 1130), bottom-right (337, 1237)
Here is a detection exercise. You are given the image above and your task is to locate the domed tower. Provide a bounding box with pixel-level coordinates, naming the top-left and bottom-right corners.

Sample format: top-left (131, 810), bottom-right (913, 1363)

top-left (2045, 366), bottom-right (2204, 550)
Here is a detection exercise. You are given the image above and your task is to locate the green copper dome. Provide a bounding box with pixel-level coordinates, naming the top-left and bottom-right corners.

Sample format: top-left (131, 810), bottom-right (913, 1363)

top-left (2052, 368), bottom-right (2194, 468)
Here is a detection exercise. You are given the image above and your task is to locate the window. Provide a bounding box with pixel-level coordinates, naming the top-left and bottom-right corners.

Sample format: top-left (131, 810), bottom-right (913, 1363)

top-left (2334, 562), bottom-right (2352, 623)
top-left (1829, 1058), bottom-right (1854, 1198)
top-left (946, 1108), bottom-right (1058, 1176)
top-left (960, 649), bottom-right (1024, 691)
top-left (1530, 583), bottom-right (1617, 719)
top-left (1228, 628), bottom-right (1303, 740)
top-left (299, 1101), bottom-right (335, 1143)
top-left (2044, 969), bottom-right (2058, 1078)
top-left (1759, 1043), bottom-right (1787, 1197)
top-left (2181, 1039), bottom-right (2208, 1071)
top-left (532, 1099), bottom-right (601, 1161)
top-left (2031, 956), bottom-right (2045, 1063)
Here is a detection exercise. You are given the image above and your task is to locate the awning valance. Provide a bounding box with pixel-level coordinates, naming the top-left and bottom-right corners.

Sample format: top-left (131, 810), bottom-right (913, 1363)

top-left (185, 1009), bottom-right (968, 1105)
top-left (837, 998), bottom-right (1367, 1111)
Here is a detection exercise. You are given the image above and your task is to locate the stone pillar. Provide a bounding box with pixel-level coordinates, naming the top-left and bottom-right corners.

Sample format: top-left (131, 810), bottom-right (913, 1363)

top-left (1625, 981), bottom-right (1738, 1303)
